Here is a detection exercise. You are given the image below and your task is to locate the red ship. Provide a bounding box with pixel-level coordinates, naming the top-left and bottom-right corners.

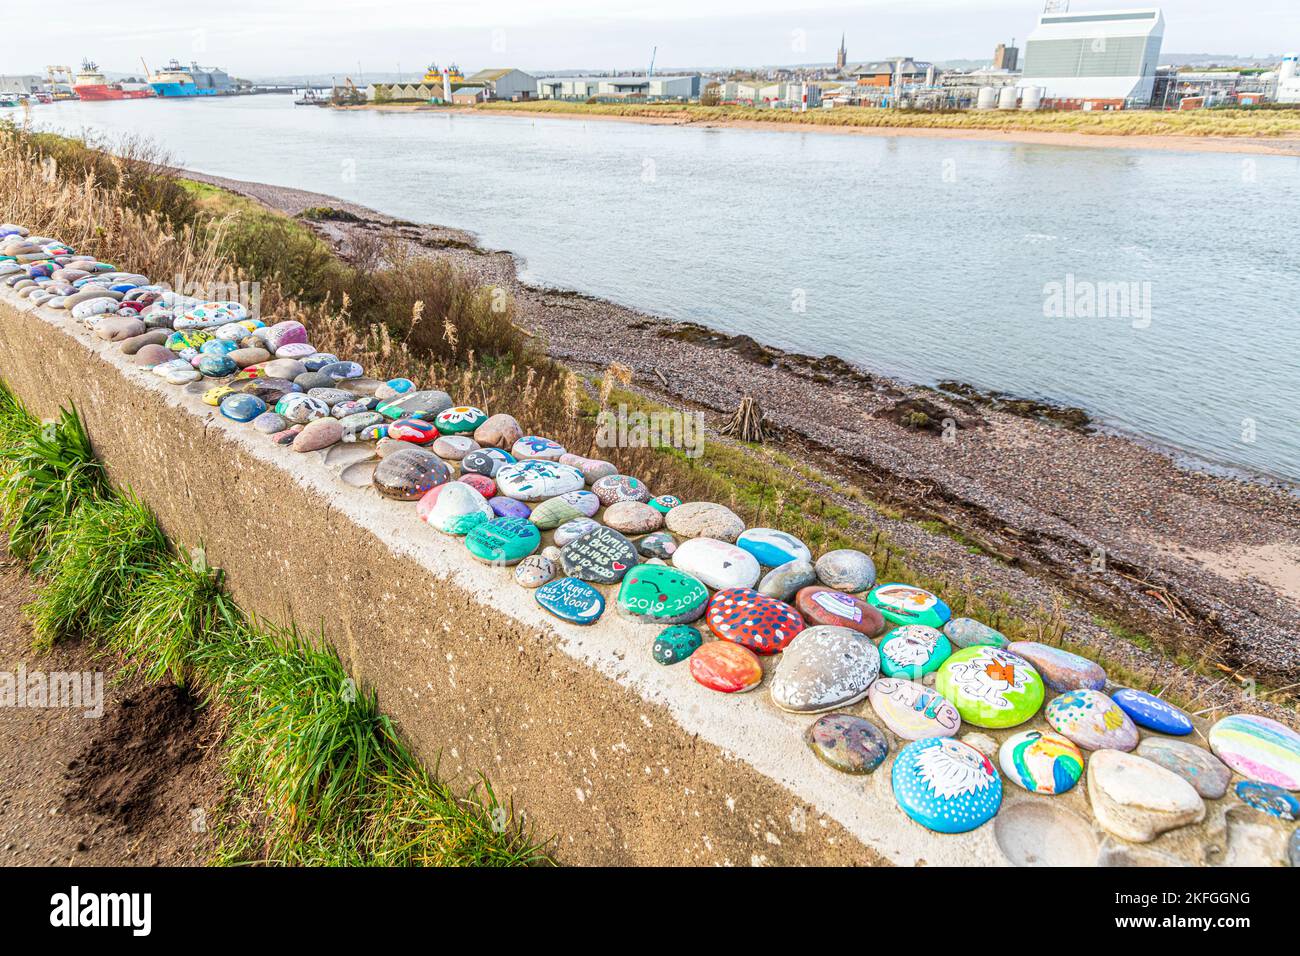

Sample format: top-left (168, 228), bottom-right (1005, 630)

top-left (73, 60), bottom-right (155, 101)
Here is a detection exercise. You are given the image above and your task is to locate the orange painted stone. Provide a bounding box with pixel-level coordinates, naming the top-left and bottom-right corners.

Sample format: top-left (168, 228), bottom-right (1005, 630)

top-left (689, 641), bottom-right (763, 694)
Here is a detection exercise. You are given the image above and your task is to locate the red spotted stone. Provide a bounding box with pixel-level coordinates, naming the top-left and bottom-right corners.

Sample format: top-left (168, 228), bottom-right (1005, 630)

top-left (705, 587), bottom-right (805, 654)
top-left (388, 417), bottom-right (438, 445)
top-left (458, 473), bottom-right (496, 498)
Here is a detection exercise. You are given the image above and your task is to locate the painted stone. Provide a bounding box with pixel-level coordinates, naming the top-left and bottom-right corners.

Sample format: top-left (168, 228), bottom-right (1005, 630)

top-left (558, 453), bottom-right (619, 485)
top-left (219, 393), bottom-right (267, 422)
top-left (388, 418), bottom-right (439, 445)
top-left (934, 646), bottom-right (1045, 730)
top-left (416, 482), bottom-right (493, 535)
top-left (198, 355), bottom-right (238, 378)
top-left (202, 385), bottom-right (236, 406)
top-left (458, 473), bottom-right (497, 498)
top-left (793, 586), bottom-right (886, 639)
top-left (1045, 689), bottom-right (1139, 752)
top-left (590, 474), bottom-right (651, 506)
top-left (879, 625), bottom-right (952, 679)
top-left (431, 435), bottom-right (478, 460)
top-left (275, 342), bottom-right (317, 359)
top-left (511, 435), bottom-right (566, 461)
top-left (199, 338), bottom-right (238, 356)
top-left (275, 394), bottom-right (331, 424)
top-left (867, 583), bottom-right (952, 629)
top-left (701, 588), bottom-right (802, 654)
top-left (671, 537), bottom-right (760, 591)
top-left (514, 555), bottom-right (556, 589)
top-left (758, 560), bottom-right (818, 603)
top-left (263, 359), bottom-right (307, 380)
top-left (302, 353), bottom-right (340, 372)
top-left (636, 531), bottom-right (678, 561)
top-left (891, 737), bottom-right (1002, 834)
top-left (1007, 641), bottom-right (1106, 693)
top-left (340, 412), bottom-right (385, 438)
top-left (554, 518), bottom-right (601, 548)
top-left (255, 320), bottom-right (306, 353)
top-left (461, 448), bottom-right (514, 478)
top-left (652, 625), bottom-right (703, 665)
top-left (943, 617), bottom-right (1009, 650)
top-left (1111, 688), bottom-right (1194, 736)
top-left (1208, 714), bottom-right (1300, 790)
top-left (317, 361), bottom-right (364, 381)
top-left (770, 626), bottom-right (879, 713)
top-left (690, 641), bottom-right (763, 694)
top-left (372, 447), bottom-right (452, 500)
top-left (465, 516), bottom-right (541, 566)
top-left (243, 378), bottom-right (301, 404)
top-left (617, 563), bottom-right (709, 624)
top-left (474, 413), bottom-right (524, 449)
top-left (560, 525), bottom-right (638, 584)
top-left (1234, 781), bottom-right (1299, 821)
top-left (495, 461), bottom-right (585, 502)
top-left (529, 491), bottom-right (601, 530)
top-left (1136, 737), bottom-right (1231, 799)
top-left (251, 412), bottom-right (288, 435)
top-left (166, 330), bottom-right (211, 352)
top-left (649, 494), bottom-right (682, 514)
top-left (1087, 750), bottom-right (1205, 843)
top-left (664, 502), bottom-right (745, 543)
top-left (815, 549), bottom-right (877, 593)
top-left (377, 390), bottom-right (453, 421)
top-left (378, 377), bottom-right (415, 399)
top-left (272, 425), bottom-right (304, 446)
top-left (535, 577), bottom-right (605, 625)
top-left (805, 714), bottom-right (890, 775)
top-left (602, 500), bottom-right (663, 535)
top-left (292, 417), bottom-right (343, 452)
top-left (735, 528), bottom-right (812, 568)
top-left (155, 362), bottom-right (200, 385)
top-left (306, 387), bottom-right (353, 407)
top-left (867, 677), bottom-right (961, 741)
top-left (490, 497), bottom-right (531, 520)
top-left (434, 405), bottom-right (488, 434)
top-left (999, 730), bottom-right (1085, 795)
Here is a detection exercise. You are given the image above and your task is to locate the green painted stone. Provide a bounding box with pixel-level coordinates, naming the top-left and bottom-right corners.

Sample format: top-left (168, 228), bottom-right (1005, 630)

top-left (616, 563), bottom-right (709, 624)
top-left (434, 405), bottom-right (489, 434)
top-left (935, 645), bottom-right (1045, 729)
top-left (464, 517), bottom-right (541, 566)
top-left (866, 583), bottom-right (952, 629)
top-left (652, 626), bottom-right (703, 665)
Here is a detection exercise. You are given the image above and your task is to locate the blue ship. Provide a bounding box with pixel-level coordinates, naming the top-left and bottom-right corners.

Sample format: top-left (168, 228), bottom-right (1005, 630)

top-left (147, 59), bottom-right (231, 97)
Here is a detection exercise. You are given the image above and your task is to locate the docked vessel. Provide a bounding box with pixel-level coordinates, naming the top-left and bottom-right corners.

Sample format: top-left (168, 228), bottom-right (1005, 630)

top-left (147, 59), bottom-right (233, 97)
top-left (72, 60), bottom-right (155, 101)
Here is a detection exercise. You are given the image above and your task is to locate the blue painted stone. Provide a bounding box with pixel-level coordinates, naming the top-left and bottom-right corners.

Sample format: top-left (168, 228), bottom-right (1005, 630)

top-left (735, 527), bottom-right (812, 567)
top-left (490, 497), bottom-right (531, 519)
top-left (219, 393), bottom-right (267, 422)
top-left (891, 737), bottom-right (1002, 834)
top-left (535, 577), bottom-right (605, 625)
top-left (1111, 688), bottom-right (1194, 736)
top-left (198, 355), bottom-right (237, 377)
top-left (318, 360), bottom-right (364, 381)
top-left (464, 516), bottom-right (540, 565)
top-left (652, 625), bottom-right (703, 665)
top-left (385, 377), bottom-right (415, 394)
top-left (200, 339), bottom-right (237, 356)
top-left (1234, 781), bottom-right (1299, 821)
top-left (302, 352), bottom-right (339, 372)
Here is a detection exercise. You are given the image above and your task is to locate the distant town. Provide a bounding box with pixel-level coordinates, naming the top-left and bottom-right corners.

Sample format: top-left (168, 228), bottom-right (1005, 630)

top-left (2, 5), bottom-right (1298, 112)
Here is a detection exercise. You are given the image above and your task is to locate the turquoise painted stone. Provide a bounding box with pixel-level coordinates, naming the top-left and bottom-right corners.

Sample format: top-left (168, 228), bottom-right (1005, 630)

top-left (867, 583), bottom-right (952, 629)
top-left (892, 737), bottom-right (1002, 834)
top-left (998, 729), bottom-right (1084, 795)
top-left (617, 563), bottom-right (709, 624)
top-left (384, 377), bottom-right (414, 395)
top-left (372, 447), bottom-right (451, 500)
top-left (1234, 781), bottom-right (1299, 821)
top-left (652, 625), bottom-right (703, 665)
top-left (649, 494), bottom-right (682, 514)
top-left (943, 617), bottom-right (1009, 649)
top-left (465, 517), bottom-right (540, 566)
top-left (219, 393), bottom-right (267, 422)
top-left (377, 389), bottom-right (453, 421)
top-left (879, 625), bottom-right (952, 679)
top-left (434, 405), bottom-right (488, 434)
top-left (1007, 641), bottom-right (1106, 692)
top-left (934, 646), bottom-right (1045, 730)
top-left (735, 527), bottom-right (812, 567)
top-left (198, 354), bottom-right (237, 377)
top-left (559, 525), bottom-right (638, 584)
top-left (1111, 688), bottom-right (1194, 736)
top-left (535, 577), bottom-right (605, 625)
top-left (805, 713), bottom-right (889, 775)
top-left (200, 338), bottom-right (237, 356)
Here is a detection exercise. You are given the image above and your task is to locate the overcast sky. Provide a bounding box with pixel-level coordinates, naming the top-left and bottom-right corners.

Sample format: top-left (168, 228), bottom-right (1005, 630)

top-left (3, 0), bottom-right (1296, 77)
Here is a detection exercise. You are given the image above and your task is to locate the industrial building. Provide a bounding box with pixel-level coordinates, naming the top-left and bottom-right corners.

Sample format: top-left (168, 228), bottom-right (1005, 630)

top-left (535, 74), bottom-right (700, 101)
top-left (718, 79), bottom-right (820, 107)
top-left (464, 68), bottom-right (536, 101)
top-left (852, 59), bottom-right (936, 87)
top-left (0, 75), bottom-right (46, 95)
top-left (1277, 54), bottom-right (1300, 104)
top-left (1020, 7), bottom-right (1165, 108)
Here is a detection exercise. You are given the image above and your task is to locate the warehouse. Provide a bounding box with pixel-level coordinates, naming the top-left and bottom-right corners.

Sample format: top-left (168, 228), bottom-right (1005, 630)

top-left (1020, 7), bottom-right (1165, 108)
top-left (464, 68), bottom-right (536, 101)
top-left (535, 74), bottom-right (699, 101)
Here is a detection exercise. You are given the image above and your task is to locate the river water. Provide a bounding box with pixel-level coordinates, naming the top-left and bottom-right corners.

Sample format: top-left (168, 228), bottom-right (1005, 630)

top-left (11, 95), bottom-right (1300, 482)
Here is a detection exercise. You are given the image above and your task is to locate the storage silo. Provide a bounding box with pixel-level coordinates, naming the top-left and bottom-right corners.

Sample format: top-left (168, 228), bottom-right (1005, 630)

top-left (976, 86), bottom-right (997, 109)
top-left (1020, 86), bottom-right (1043, 110)
top-left (997, 86), bottom-right (1019, 109)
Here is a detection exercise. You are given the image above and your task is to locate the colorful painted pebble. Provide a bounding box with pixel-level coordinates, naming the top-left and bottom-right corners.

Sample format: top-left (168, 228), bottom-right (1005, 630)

top-left (435, 405), bottom-right (488, 434)
top-left (934, 646), bottom-right (1045, 729)
top-left (891, 737), bottom-right (1002, 834)
top-left (652, 625), bottom-right (703, 665)
top-left (511, 435), bottom-right (566, 461)
top-left (416, 482), bottom-right (493, 535)
top-left (998, 729), bottom-right (1084, 795)
top-left (377, 389), bottom-right (453, 421)
top-left (458, 473), bottom-right (497, 498)
top-left (868, 677), bottom-right (961, 741)
top-left (489, 497), bottom-right (531, 519)
top-left (617, 563), bottom-right (709, 624)
top-left (689, 641), bottom-right (763, 694)
top-left (649, 494), bottom-right (682, 514)
top-left (219, 393), bottom-right (267, 422)
top-left (735, 527), bottom-right (812, 567)
top-left (770, 626), bottom-right (879, 713)
top-left (1006, 641), bottom-right (1106, 693)
top-left (388, 417), bottom-right (438, 445)
top-left (465, 516), bottom-right (541, 566)
top-left (705, 588), bottom-right (805, 654)
top-left (461, 448), bottom-right (515, 478)
top-left (866, 583), bottom-right (952, 629)
top-left (1045, 689), bottom-right (1139, 752)
top-left (535, 577), bottom-right (605, 625)
top-left (1208, 714), bottom-right (1300, 790)
top-left (1111, 688), bottom-right (1194, 736)
top-left (372, 447), bottom-right (451, 500)
top-left (1234, 781), bottom-right (1299, 821)
top-left (794, 586), bottom-right (886, 638)
top-left (559, 525), bottom-right (638, 584)
top-left (1136, 737), bottom-right (1230, 799)
top-left (805, 713), bottom-right (889, 775)
top-left (590, 474), bottom-right (651, 506)
top-left (671, 537), bottom-right (761, 591)
top-left (495, 461), bottom-right (585, 502)
top-left (879, 624), bottom-right (952, 679)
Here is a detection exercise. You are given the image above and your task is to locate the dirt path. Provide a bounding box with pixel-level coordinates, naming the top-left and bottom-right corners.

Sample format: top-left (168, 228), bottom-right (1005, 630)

top-left (0, 545), bottom-right (226, 866)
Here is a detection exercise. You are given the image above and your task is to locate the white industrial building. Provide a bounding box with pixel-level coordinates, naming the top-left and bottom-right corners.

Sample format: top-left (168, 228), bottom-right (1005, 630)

top-left (1277, 54), bottom-right (1300, 104)
top-left (536, 74), bottom-right (700, 100)
top-left (1021, 7), bottom-right (1165, 107)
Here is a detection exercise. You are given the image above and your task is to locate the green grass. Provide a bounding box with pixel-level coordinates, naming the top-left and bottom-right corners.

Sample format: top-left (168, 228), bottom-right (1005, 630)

top-left (0, 384), bottom-right (548, 866)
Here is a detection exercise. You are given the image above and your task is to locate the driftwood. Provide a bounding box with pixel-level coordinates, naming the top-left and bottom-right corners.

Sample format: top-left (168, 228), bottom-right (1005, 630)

top-left (720, 395), bottom-right (765, 443)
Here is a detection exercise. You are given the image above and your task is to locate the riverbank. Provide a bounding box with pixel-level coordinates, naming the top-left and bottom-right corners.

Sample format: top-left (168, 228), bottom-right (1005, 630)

top-left (352, 101), bottom-right (1300, 156)
top-left (183, 168), bottom-right (1300, 719)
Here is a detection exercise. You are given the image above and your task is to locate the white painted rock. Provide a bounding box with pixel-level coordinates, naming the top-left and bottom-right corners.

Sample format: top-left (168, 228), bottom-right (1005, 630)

top-left (1087, 749), bottom-right (1206, 843)
top-left (494, 461), bottom-right (585, 502)
top-left (664, 502), bottom-right (745, 543)
top-left (770, 626), bottom-right (880, 714)
top-left (671, 537), bottom-right (760, 590)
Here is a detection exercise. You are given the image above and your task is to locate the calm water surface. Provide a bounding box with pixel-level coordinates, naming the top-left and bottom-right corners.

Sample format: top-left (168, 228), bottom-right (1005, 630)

top-left (14, 96), bottom-right (1300, 482)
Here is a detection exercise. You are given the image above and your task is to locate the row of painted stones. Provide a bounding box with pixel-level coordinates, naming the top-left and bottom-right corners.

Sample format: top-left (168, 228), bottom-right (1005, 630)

top-left (3, 227), bottom-right (1297, 859)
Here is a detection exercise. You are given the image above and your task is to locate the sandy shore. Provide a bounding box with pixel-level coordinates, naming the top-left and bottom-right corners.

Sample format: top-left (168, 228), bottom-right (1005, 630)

top-left (355, 103), bottom-right (1300, 157)
top-left (183, 168), bottom-right (1300, 717)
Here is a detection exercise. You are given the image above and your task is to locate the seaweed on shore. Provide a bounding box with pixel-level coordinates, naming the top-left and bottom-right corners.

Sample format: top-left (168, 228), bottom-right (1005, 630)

top-left (936, 380), bottom-right (1092, 431)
